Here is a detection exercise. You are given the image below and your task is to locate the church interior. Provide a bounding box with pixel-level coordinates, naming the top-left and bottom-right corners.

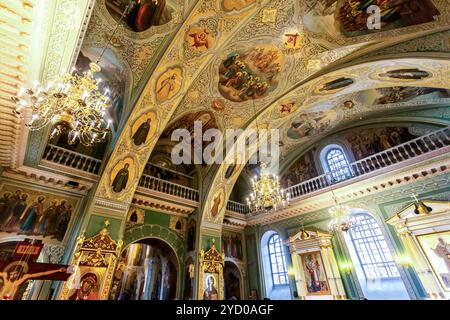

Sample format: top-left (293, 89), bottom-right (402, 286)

top-left (0, 0), bottom-right (450, 301)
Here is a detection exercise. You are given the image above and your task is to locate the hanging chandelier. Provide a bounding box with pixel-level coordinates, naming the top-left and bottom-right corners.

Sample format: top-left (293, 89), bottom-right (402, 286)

top-left (11, 1), bottom-right (134, 147)
top-left (12, 63), bottom-right (112, 147)
top-left (246, 161), bottom-right (290, 214)
top-left (327, 192), bottom-right (358, 232)
top-left (245, 98), bottom-right (289, 214)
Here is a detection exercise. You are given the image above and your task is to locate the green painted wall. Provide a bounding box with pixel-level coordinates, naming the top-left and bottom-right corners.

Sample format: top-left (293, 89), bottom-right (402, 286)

top-left (85, 215), bottom-right (121, 240)
top-left (143, 209), bottom-right (171, 227)
top-left (201, 235), bottom-right (221, 251)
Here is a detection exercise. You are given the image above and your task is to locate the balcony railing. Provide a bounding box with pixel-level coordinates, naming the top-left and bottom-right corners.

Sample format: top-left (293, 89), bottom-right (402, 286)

top-left (285, 126), bottom-right (450, 200)
top-left (227, 200), bottom-right (250, 214)
top-left (138, 174), bottom-right (199, 202)
top-left (42, 144), bottom-right (102, 175)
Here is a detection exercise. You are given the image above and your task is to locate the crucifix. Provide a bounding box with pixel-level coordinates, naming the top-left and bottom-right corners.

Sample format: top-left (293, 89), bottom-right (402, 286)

top-left (410, 193), bottom-right (420, 203)
top-left (0, 239), bottom-right (71, 300)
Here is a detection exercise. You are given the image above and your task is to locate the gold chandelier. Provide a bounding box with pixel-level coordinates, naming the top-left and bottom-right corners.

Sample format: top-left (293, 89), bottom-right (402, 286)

top-left (246, 163), bottom-right (290, 213)
top-left (327, 191), bottom-right (358, 232)
top-left (12, 63), bottom-right (112, 147)
top-left (11, 1), bottom-right (135, 147)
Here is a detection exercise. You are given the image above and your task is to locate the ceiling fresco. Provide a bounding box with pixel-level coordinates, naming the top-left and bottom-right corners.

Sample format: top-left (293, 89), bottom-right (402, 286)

top-left (30, 0), bottom-right (450, 229)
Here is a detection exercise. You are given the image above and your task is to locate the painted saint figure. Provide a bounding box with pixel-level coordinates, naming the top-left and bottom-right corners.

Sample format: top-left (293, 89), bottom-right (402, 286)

top-left (210, 194), bottom-right (222, 219)
top-left (19, 196), bottom-right (45, 234)
top-left (68, 273), bottom-right (99, 300)
top-left (379, 68), bottom-right (430, 80)
top-left (432, 237), bottom-right (450, 273)
top-left (112, 163), bottom-right (130, 193)
top-left (305, 254), bottom-right (321, 293)
top-left (203, 276), bottom-right (218, 300)
top-left (320, 77), bottom-right (354, 91)
top-left (157, 73), bottom-right (178, 100)
top-left (132, 118), bottom-right (152, 146)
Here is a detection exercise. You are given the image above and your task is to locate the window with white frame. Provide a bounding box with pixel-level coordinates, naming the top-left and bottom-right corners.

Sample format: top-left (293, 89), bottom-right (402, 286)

top-left (324, 147), bottom-right (352, 182)
top-left (348, 214), bottom-right (400, 279)
top-left (268, 233), bottom-right (288, 285)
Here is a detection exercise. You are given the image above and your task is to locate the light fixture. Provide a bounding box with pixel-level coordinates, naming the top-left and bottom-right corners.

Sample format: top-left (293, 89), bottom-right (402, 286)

top-left (12, 63), bottom-right (112, 147)
top-left (246, 162), bottom-right (290, 214)
top-left (11, 1), bottom-right (134, 147)
top-left (245, 98), bottom-right (289, 214)
top-left (327, 190), bottom-right (358, 232)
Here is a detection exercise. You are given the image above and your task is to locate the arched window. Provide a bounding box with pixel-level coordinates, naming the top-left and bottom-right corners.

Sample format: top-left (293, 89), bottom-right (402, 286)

top-left (268, 233), bottom-right (288, 286)
top-left (344, 212), bottom-right (409, 299)
top-left (349, 214), bottom-right (399, 279)
top-left (323, 146), bottom-right (352, 182)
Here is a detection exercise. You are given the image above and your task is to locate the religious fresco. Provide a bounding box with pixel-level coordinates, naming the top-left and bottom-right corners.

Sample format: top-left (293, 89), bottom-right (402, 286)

top-left (222, 231), bottom-right (243, 260)
top-left (300, 251), bottom-right (331, 296)
top-left (125, 207), bottom-right (145, 227)
top-left (221, 0), bottom-right (255, 12)
top-left (187, 25), bottom-right (213, 51)
top-left (318, 77), bottom-right (354, 93)
top-left (346, 127), bottom-right (418, 160)
top-left (287, 110), bottom-right (338, 140)
top-left (105, 0), bottom-right (173, 32)
top-left (156, 67), bottom-right (183, 102)
top-left (281, 150), bottom-right (317, 188)
top-left (0, 185), bottom-right (76, 243)
top-left (303, 0), bottom-right (440, 38)
top-left (357, 86), bottom-right (450, 105)
top-left (75, 48), bottom-right (126, 130)
top-left (417, 231), bottom-right (450, 291)
top-left (377, 68), bottom-right (431, 81)
top-left (209, 188), bottom-right (225, 221)
top-left (131, 111), bottom-right (158, 146)
top-left (110, 157), bottom-right (135, 193)
top-left (278, 101), bottom-right (298, 117)
top-left (218, 45), bottom-right (283, 102)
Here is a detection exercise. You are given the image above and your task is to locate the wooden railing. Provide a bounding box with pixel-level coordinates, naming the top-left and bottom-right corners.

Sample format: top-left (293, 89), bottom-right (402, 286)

top-left (42, 144), bottom-right (102, 174)
top-left (138, 174), bottom-right (199, 202)
top-left (227, 200), bottom-right (250, 214)
top-left (285, 126), bottom-right (450, 200)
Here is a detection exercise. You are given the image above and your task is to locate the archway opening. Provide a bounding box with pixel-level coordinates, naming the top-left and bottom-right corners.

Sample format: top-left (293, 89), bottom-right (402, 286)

top-left (110, 238), bottom-right (178, 300)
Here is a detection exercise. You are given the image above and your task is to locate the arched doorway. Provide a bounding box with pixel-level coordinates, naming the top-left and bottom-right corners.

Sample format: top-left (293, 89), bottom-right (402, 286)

top-left (110, 238), bottom-right (179, 300)
top-left (343, 210), bottom-right (410, 300)
top-left (260, 230), bottom-right (291, 300)
top-left (223, 261), bottom-right (242, 300)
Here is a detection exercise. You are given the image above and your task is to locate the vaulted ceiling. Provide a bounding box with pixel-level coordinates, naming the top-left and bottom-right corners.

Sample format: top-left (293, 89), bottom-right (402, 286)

top-left (5, 0), bottom-right (450, 226)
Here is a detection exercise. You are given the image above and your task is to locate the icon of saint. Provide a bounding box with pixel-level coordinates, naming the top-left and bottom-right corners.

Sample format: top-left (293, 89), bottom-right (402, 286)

top-left (203, 276), bottom-right (218, 300)
top-left (112, 163), bottom-right (130, 193)
top-left (132, 118), bottom-right (152, 146)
